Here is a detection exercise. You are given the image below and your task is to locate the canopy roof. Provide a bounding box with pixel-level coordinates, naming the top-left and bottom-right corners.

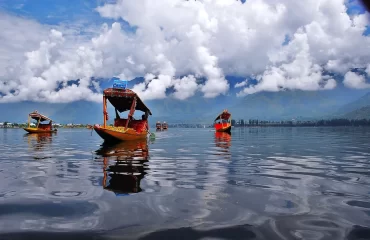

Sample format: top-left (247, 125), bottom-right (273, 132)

top-left (29, 111), bottom-right (52, 122)
top-left (214, 110), bottom-right (231, 122)
top-left (104, 88), bottom-right (152, 115)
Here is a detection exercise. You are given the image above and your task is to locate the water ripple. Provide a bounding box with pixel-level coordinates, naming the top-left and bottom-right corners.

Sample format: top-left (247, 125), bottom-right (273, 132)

top-left (0, 127), bottom-right (369, 239)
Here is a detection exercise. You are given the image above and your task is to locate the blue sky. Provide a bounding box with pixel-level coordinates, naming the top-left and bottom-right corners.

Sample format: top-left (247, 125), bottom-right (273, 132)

top-left (0, 0), bottom-right (367, 29)
top-left (0, 0), bottom-right (135, 34)
top-left (1, 0), bottom-right (368, 42)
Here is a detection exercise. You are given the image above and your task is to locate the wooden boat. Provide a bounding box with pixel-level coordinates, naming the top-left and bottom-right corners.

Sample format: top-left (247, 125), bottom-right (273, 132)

top-left (156, 121), bottom-right (162, 130)
top-left (162, 121), bottom-right (168, 130)
top-left (23, 111), bottom-right (57, 133)
top-left (214, 109), bottom-right (232, 133)
top-left (93, 81), bottom-right (152, 142)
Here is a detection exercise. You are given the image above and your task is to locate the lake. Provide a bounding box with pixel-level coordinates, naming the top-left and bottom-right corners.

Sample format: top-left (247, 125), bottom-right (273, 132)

top-left (0, 127), bottom-right (370, 240)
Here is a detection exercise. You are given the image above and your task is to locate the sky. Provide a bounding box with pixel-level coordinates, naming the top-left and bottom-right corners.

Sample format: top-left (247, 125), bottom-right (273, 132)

top-left (0, 0), bottom-right (369, 104)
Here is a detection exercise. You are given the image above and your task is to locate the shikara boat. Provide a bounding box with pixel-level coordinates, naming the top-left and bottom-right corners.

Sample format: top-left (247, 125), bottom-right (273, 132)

top-left (156, 121), bottom-right (162, 130)
top-left (23, 111), bottom-right (57, 133)
top-left (162, 121), bottom-right (168, 130)
top-left (93, 80), bottom-right (152, 142)
top-left (214, 109), bottom-right (232, 133)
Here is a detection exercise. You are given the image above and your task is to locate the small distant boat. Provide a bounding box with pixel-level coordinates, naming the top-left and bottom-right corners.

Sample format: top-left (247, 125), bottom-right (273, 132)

top-left (93, 79), bottom-right (152, 142)
top-left (156, 121), bottom-right (162, 130)
top-left (162, 121), bottom-right (168, 130)
top-left (214, 109), bottom-right (232, 133)
top-left (23, 111), bottom-right (57, 133)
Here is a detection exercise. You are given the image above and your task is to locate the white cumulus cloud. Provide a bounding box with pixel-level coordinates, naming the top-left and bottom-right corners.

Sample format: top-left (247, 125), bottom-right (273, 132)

top-left (343, 71), bottom-right (370, 89)
top-left (0, 0), bottom-right (369, 102)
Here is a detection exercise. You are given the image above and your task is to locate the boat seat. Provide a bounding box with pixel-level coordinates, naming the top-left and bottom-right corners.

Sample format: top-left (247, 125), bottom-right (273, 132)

top-left (114, 119), bottom-right (147, 133)
top-left (38, 123), bottom-right (51, 130)
top-left (128, 120), bottom-right (147, 133)
top-left (114, 118), bottom-right (127, 127)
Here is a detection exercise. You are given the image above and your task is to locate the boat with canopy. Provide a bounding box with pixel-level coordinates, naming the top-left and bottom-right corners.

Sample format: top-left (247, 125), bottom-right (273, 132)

top-left (156, 121), bottom-right (162, 130)
top-left (162, 121), bottom-right (168, 130)
top-left (23, 111), bottom-right (57, 133)
top-left (93, 79), bottom-right (152, 142)
top-left (214, 109), bottom-right (232, 133)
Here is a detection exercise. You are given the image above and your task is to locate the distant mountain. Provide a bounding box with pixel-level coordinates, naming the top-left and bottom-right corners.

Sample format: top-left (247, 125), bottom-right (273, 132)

top-left (342, 106), bottom-right (370, 119)
top-left (335, 92), bottom-right (370, 116)
top-left (227, 90), bottom-right (348, 121)
top-left (48, 101), bottom-right (102, 124)
top-left (146, 93), bottom-right (235, 124)
top-left (1, 87), bottom-right (369, 124)
top-left (0, 102), bottom-right (68, 123)
top-left (0, 101), bottom-right (102, 124)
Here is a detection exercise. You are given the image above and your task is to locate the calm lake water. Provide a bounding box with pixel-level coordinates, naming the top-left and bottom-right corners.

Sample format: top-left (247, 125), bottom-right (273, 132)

top-left (0, 127), bottom-right (370, 240)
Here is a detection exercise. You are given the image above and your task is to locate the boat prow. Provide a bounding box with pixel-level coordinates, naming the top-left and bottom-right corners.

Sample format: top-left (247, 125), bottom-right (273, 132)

top-left (94, 125), bottom-right (147, 142)
top-left (215, 125), bottom-right (231, 133)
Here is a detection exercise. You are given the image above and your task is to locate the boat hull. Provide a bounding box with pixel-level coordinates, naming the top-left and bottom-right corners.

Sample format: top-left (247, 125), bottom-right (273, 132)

top-left (24, 128), bottom-right (57, 134)
top-left (94, 126), bottom-right (147, 142)
top-left (214, 124), bottom-right (231, 133)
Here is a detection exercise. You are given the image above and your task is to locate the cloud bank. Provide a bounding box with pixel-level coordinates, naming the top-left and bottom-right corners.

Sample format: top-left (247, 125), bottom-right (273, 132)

top-left (0, 0), bottom-right (370, 102)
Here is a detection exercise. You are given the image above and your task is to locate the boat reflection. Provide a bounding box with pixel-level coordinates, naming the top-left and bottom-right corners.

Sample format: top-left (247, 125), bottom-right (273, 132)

top-left (25, 132), bottom-right (54, 151)
top-left (213, 131), bottom-right (231, 159)
top-left (96, 139), bottom-right (150, 195)
top-left (214, 131), bottom-right (231, 149)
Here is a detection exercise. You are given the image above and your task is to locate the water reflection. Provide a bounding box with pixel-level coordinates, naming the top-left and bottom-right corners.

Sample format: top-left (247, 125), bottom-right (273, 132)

top-left (214, 132), bottom-right (231, 161)
top-left (1, 127), bottom-right (370, 238)
top-left (214, 131), bottom-right (231, 149)
top-left (96, 140), bottom-right (149, 195)
top-left (25, 133), bottom-right (54, 149)
top-left (25, 133), bottom-right (55, 159)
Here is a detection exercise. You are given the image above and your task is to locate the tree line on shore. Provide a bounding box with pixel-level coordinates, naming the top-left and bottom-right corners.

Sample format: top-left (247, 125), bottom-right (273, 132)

top-left (0, 122), bottom-right (89, 128)
top-left (231, 118), bottom-right (370, 127)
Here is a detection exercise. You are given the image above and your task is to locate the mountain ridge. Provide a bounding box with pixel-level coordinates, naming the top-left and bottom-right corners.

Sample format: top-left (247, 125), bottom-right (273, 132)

top-left (342, 106), bottom-right (370, 119)
top-left (1, 90), bottom-right (369, 124)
